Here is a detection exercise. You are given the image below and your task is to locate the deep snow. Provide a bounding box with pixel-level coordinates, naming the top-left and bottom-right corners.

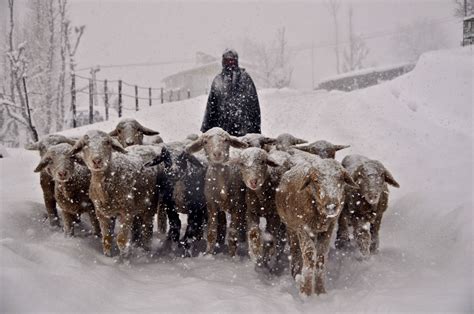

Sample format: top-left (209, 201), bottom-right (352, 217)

top-left (1, 48), bottom-right (472, 312)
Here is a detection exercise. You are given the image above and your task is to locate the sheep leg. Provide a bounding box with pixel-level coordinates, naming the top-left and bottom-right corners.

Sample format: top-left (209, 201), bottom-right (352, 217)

top-left (314, 222), bottom-right (335, 295)
top-left (88, 210), bottom-right (102, 237)
top-left (116, 213), bottom-right (133, 258)
top-left (206, 203), bottom-right (220, 254)
top-left (40, 172), bottom-right (60, 227)
top-left (354, 218), bottom-right (371, 258)
top-left (288, 229), bottom-right (302, 279)
top-left (62, 211), bottom-right (76, 237)
top-left (246, 208), bottom-right (263, 266)
top-left (266, 213), bottom-right (286, 263)
top-left (157, 206), bottom-right (168, 234)
top-left (141, 210), bottom-right (155, 251)
top-left (297, 230), bottom-right (316, 296)
top-left (182, 201), bottom-right (206, 245)
top-left (97, 210), bottom-right (114, 257)
top-left (370, 213), bottom-right (383, 254)
top-left (335, 211), bottom-right (351, 250)
top-left (131, 215), bottom-right (143, 245)
top-left (216, 210), bottom-right (227, 248)
top-left (228, 208), bottom-right (245, 257)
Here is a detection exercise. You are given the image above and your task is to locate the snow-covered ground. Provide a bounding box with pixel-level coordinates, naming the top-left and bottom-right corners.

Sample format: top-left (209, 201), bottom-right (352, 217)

top-left (1, 47), bottom-right (472, 312)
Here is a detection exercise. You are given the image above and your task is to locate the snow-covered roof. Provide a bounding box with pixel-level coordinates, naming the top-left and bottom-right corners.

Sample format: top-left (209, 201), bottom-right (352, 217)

top-left (463, 14), bottom-right (474, 21)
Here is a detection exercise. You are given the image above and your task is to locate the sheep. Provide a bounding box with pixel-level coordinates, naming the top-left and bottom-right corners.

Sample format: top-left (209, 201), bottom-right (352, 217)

top-left (276, 156), bottom-right (357, 295)
top-left (186, 127), bottom-right (248, 256)
top-left (335, 154), bottom-right (400, 257)
top-left (291, 140), bottom-right (350, 159)
top-left (145, 146), bottom-right (207, 252)
top-left (25, 135), bottom-right (76, 227)
top-left (236, 147), bottom-right (286, 272)
top-left (33, 143), bottom-right (100, 237)
top-left (109, 118), bottom-right (160, 147)
top-left (68, 130), bottom-right (159, 258)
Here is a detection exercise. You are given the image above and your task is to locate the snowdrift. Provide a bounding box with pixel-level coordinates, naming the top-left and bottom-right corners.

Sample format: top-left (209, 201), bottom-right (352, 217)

top-left (1, 47), bottom-right (472, 312)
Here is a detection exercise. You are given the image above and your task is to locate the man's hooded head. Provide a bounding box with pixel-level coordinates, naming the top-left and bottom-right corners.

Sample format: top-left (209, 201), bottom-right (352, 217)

top-left (222, 49), bottom-right (239, 72)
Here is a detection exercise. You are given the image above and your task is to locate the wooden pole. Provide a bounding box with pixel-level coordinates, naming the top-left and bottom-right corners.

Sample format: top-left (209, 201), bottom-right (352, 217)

top-left (104, 79), bottom-right (109, 120)
top-left (135, 85), bottom-right (139, 111)
top-left (169, 90), bottom-right (173, 102)
top-left (88, 78), bottom-right (93, 124)
top-left (177, 89), bottom-right (180, 101)
top-left (187, 89), bottom-right (191, 99)
top-left (149, 87), bottom-right (152, 106)
top-left (160, 87), bottom-right (164, 104)
top-left (118, 80), bottom-right (122, 117)
top-left (22, 77), bottom-right (39, 142)
top-left (71, 73), bottom-right (76, 128)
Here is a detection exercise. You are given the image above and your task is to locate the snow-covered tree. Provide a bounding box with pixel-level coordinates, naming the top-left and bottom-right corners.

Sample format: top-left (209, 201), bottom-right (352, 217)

top-left (454, 0), bottom-right (474, 17)
top-left (326, 0), bottom-right (342, 74)
top-left (392, 20), bottom-right (448, 63)
top-left (342, 6), bottom-right (369, 72)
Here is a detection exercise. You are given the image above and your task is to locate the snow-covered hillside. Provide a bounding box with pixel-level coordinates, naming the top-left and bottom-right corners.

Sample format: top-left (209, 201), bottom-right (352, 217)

top-left (1, 48), bottom-right (472, 312)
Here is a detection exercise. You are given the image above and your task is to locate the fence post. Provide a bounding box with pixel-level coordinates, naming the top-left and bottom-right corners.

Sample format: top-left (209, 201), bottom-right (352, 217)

top-left (71, 74), bottom-right (77, 128)
top-left (104, 79), bottom-right (109, 121)
top-left (22, 77), bottom-right (39, 142)
top-left (160, 87), bottom-right (164, 104)
top-left (187, 89), bottom-right (191, 99)
top-left (135, 85), bottom-right (139, 111)
top-left (177, 89), bottom-right (180, 101)
top-left (88, 78), bottom-right (93, 124)
top-left (169, 90), bottom-right (173, 102)
top-left (118, 80), bottom-right (122, 118)
top-left (149, 87), bottom-right (152, 106)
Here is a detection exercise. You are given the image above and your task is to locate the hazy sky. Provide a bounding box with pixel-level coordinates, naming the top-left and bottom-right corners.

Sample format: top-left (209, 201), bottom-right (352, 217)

top-left (66, 0), bottom-right (460, 89)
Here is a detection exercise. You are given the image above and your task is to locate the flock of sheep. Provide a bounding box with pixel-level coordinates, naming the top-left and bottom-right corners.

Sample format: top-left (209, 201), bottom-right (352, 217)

top-left (26, 118), bottom-right (400, 296)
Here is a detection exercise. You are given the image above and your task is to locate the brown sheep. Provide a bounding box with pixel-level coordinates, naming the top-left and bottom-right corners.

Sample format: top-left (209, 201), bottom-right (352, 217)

top-left (238, 133), bottom-right (277, 151)
top-left (109, 118), bottom-right (160, 147)
top-left (335, 154), bottom-right (400, 257)
top-left (68, 130), bottom-right (159, 258)
top-left (186, 127), bottom-right (248, 256)
top-left (270, 133), bottom-right (308, 151)
top-left (276, 157), bottom-right (357, 295)
top-left (237, 147), bottom-right (286, 272)
top-left (25, 135), bottom-right (76, 227)
top-left (33, 143), bottom-right (100, 237)
top-left (291, 140), bottom-right (350, 159)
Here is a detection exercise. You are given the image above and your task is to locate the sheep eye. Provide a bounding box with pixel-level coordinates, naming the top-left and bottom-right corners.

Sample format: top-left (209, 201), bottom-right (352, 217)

top-left (117, 129), bottom-right (121, 134)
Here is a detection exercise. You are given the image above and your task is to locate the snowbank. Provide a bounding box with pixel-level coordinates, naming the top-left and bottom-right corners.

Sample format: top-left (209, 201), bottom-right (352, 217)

top-left (1, 48), bottom-right (472, 312)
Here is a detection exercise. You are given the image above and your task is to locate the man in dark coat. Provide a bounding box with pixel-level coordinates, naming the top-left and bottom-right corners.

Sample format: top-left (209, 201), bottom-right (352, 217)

top-left (201, 49), bottom-right (261, 136)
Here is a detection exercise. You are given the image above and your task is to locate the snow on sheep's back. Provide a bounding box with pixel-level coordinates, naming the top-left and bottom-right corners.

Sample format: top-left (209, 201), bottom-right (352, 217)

top-left (0, 47), bottom-right (472, 312)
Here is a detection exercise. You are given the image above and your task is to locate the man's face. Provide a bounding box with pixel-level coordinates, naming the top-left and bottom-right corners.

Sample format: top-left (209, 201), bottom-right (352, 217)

top-left (223, 57), bottom-right (238, 71)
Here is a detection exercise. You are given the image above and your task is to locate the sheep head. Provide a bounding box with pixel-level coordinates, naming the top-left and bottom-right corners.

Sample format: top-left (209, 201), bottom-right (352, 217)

top-left (292, 140), bottom-right (350, 159)
top-left (237, 147), bottom-right (280, 190)
top-left (34, 143), bottom-right (84, 182)
top-left (109, 118), bottom-right (160, 147)
top-left (299, 160), bottom-right (357, 220)
top-left (275, 133), bottom-right (307, 151)
top-left (68, 130), bottom-right (127, 172)
top-left (353, 160), bottom-right (400, 205)
top-left (25, 135), bottom-right (76, 157)
top-left (239, 133), bottom-right (277, 151)
top-left (186, 127), bottom-right (248, 165)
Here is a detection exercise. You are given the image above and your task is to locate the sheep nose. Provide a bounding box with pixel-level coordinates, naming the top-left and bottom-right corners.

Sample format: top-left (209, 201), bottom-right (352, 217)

top-left (125, 140), bottom-right (134, 146)
top-left (58, 171), bottom-right (66, 178)
top-left (92, 157), bottom-right (102, 166)
top-left (213, 152), bottom-right (222, 159)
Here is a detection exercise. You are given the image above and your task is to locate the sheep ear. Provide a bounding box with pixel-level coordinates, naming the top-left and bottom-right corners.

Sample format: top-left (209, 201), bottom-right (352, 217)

top-left (299, 168), bottom-right (317, 191)
top-left (34, 156), bottom-right (51, 173)
top-left (343, 170), bottom-right (358, 189)
top-left (384, 169), bottom-right (400, 188)
top-left (138, 122), bottom-right (160, 136)
top-left (186, 136), bottom-right (205, 153)
top-left (294, 137), bottom-right (308, 145)
top-left (161, 146), bottom-right (173, 169)
top-left (293, 145), bottom-right (312, 153)
top-left (266, 156), bottom-right (280, 167)
top-left (109, 129), bottom-right (119, 137)
top-left (332, 144), bottom-right (350, 152)
top-left (229, 136), bottom-right (248, 149)
top-left (25, 142), bottom-right (41, 150)
top-left (111, 138), bottom-right (127, 154)
top-left (68, 138), bottom-right (86, 155)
